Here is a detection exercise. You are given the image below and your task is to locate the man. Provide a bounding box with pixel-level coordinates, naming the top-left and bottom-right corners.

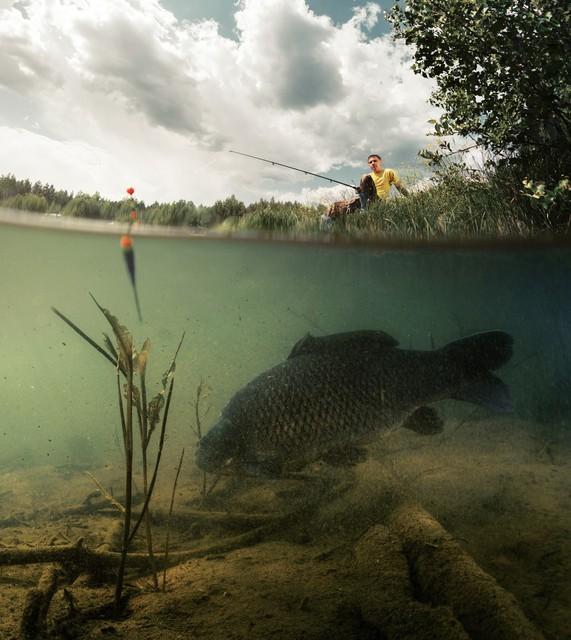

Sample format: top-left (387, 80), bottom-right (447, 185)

top-left (360, 154), bottom-right (409, 206)
top-left (323, 153), bottom-right (408, 221)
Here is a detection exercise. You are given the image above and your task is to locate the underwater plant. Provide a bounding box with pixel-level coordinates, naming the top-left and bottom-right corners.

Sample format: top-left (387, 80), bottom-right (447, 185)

top-left (52, 296), bottom-right (184, 610)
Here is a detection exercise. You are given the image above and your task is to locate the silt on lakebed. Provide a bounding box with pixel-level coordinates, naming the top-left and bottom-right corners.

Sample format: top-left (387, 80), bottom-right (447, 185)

top-left (0, 218), bottom-right (569, 640)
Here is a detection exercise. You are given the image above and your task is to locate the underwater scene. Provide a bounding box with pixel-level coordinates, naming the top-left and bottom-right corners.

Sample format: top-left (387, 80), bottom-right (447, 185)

top-left (1, 217), bottom-right (570, 640)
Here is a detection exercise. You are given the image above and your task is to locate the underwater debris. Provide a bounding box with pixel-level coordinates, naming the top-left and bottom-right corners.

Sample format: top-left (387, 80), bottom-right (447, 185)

top-left (354, 524), bottom-right (470, 639)
top-left (20, 562), bottom-right (67, 639)
top-left (387, 503), bottom-right (545, 640)
top-left (196, 329), bottom-right (514, 477)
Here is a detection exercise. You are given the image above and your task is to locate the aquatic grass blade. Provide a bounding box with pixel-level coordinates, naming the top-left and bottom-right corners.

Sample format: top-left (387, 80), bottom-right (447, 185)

top-left (51, 307), bottom-right (117, 368)
top-left (103, 333), bottom-right (119, 364)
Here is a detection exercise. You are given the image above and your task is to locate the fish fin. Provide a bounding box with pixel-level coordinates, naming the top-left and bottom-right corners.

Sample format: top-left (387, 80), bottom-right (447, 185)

top-left (452, 373), bottom-right (513, 413)
top-left (288, 333), bottom-right (314, 359)
top-left (321, 446), bottom-right (369, 467)
top-left (288, 330), bottom-right (399, 359)
top-left (402, 406), bottom-right (444, 435)
top-left (441, 331), bottom-right (513, 371)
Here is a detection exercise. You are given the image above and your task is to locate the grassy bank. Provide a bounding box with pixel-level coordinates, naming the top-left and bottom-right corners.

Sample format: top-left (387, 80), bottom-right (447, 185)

top-left (220, 171), bottom-right (568, 239)
top-left (2, 168), bottom-right (568, 239)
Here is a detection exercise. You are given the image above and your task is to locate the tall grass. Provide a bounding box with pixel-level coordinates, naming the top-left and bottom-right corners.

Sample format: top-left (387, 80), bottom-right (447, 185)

top-left (219, 167), bottom-right (567, 239)
top-left (219, 199), bottom-right (321, 234)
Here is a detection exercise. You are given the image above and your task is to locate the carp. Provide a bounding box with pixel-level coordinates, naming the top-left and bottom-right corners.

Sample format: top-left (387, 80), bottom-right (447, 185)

top-left (196, 330), bottom-right (513, 477)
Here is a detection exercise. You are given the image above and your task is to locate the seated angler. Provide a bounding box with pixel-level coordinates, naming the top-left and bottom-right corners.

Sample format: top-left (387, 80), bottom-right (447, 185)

top-left (358, 154), bottom-right (409, 207)
top-left (324, 153), bottom-right (409, 221)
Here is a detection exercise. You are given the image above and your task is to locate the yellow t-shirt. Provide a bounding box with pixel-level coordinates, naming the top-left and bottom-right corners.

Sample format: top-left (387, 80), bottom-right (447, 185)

top-left (370, 169), bottom-right (400, 199)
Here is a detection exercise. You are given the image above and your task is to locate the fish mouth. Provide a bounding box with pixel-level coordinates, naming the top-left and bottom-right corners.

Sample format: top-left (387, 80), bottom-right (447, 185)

top-left (195, 444), bottom-right (231, 474)
top-left (195, 418), bottom-right (239, 474)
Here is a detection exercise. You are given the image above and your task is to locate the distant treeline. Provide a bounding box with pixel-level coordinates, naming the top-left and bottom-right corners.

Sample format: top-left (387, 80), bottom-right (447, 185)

top-left (0, 173), bottom-right (316, 227)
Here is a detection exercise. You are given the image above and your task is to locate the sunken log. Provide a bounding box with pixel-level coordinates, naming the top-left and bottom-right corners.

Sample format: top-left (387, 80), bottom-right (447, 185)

top-left (20, 564), bottom-right (63, 639)
top-left (353, 524), bottom-right (470, 639)
top-left (388, 503), bottom-right (545, 640)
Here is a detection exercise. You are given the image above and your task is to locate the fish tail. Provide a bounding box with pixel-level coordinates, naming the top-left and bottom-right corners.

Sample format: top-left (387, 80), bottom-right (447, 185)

top-left (441, 331), bottom-right (513, 371)
top-left (442, 331), bottom-right (514, 413)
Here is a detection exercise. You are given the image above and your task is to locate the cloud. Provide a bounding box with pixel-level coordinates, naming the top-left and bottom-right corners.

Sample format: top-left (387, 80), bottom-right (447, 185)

top-left (0, 5), bottom-right (63, 93)
top-left (72, 4), bottom-right (208, 137)
top-left (0, 0), bottom-right (438, 204)
top-left (235, 0), bottom-right (345, 109)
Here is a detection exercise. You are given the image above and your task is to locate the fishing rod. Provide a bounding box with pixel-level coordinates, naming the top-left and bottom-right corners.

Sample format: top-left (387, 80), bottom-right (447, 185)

top-left (229, 150), bottom-right (359, 191)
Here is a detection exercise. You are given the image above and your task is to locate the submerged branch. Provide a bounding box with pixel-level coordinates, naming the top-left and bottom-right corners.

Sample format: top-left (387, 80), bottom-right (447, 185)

top-left (20, 563), bottom-right (67, 640)
top-left (84, 472), bottom-right (125, 514)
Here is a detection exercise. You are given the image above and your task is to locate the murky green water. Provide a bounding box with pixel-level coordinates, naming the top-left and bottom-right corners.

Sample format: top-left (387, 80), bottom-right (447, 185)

top-left (1, 220), bottom-right (570, 470)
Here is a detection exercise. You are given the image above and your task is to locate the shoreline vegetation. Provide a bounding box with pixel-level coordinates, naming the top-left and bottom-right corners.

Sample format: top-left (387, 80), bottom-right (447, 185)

top-left (1, 166), bottom-right (569, 240)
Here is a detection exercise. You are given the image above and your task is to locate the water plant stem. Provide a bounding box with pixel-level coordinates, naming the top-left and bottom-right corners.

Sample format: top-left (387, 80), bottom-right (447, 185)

top-left (162, 448), bottom-right (185, 592)
top-left (128, 378), bottom-right (175, 545)
top-left (114, 359), bottom-right (134, 612)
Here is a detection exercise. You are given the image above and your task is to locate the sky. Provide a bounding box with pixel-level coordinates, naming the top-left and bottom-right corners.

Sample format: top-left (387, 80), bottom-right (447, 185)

top-left (0, 0), bottom-right (438, 206)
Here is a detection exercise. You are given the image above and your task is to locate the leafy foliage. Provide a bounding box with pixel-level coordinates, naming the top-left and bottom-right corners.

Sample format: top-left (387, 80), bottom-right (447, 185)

top-left (387, 0), bottom-right (570, 156)
top-left (208, 194), bottom-right (247, 224)
top-left (221, 198), bottom-right (324, 233)
top-left (62, 194), bottom-right (102, 219)
top-left (3, 193), bottom-right (48, 212)
top-left (0, 174), bottom-right (72, 209)
top-left (387, 0), bottom-right (571, 223)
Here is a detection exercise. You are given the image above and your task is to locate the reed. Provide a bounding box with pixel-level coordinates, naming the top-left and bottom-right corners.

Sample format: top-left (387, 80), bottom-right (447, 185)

top-left (52, 297), bottom-right (184, 611)
top-left (162, 447), bottom-right (185, 592)
top-left (190, 380), bottom-right (218, 504)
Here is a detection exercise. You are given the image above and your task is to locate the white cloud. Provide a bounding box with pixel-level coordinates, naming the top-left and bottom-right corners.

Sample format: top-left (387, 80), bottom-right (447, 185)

top-left (235, 0), bottom-right (345, 109)
top-left (0, 0), bottom-right (438, 205)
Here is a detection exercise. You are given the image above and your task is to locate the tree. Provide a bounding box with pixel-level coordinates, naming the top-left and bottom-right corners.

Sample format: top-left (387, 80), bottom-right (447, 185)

top-left (62, 195), bottom-right (102, 219)
top-left (209, 195), bottom-right (246, 223)
top-left (3, 193), bottom-right (48, 212)
top-left (387, 0), bottom-right (570, 176)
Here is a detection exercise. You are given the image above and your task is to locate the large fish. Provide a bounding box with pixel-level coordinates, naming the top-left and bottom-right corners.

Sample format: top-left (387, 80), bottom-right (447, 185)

top-left (196, 330), bottom-right (513, 477)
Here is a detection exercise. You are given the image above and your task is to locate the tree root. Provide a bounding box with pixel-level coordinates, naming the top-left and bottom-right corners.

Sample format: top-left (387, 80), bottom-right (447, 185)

top-left (56, 503), bottom-right (286, 531)
top-left (159, 507), bottom-right (284, 531)
top-left (19, 563), bottom-right (67, 639)
top-left (353, 524), bottom-right (470, 639)
top-left (387, 502), bottom-right (545, 640)
top-left (0, 515), bottom-right (292, 573)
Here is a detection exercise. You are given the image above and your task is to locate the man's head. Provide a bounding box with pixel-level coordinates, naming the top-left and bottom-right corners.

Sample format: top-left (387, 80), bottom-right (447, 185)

top-left (367, 154), bottom-right (383, 172)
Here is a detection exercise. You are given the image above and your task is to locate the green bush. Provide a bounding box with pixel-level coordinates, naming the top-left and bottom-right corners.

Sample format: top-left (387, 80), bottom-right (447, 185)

top-left (144, 200), bottom-right (202, 226)
top-left (209, 195), bottom-right (246, 224)
top-left (62, 195), bottom-right (102, 219)
top-left (220, 199), bottom-right (323, 233)
top-left (3, 193), bottom-right (48, 212)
